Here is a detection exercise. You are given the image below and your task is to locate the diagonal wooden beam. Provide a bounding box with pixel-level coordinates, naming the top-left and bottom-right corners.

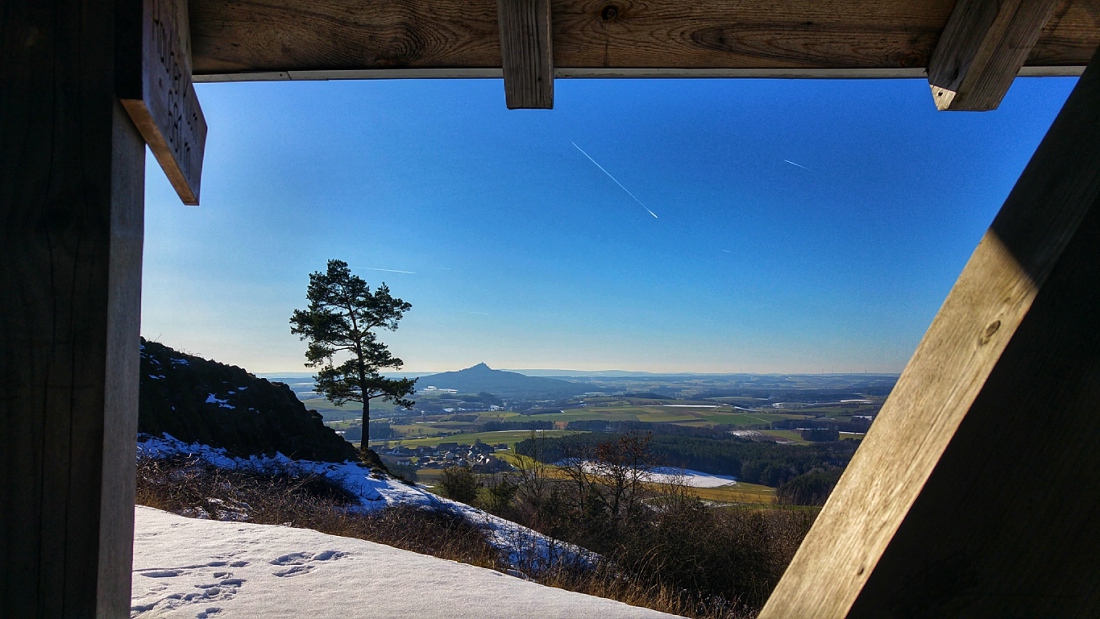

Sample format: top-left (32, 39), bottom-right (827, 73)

top-left (761, 44), bottom-right (1100, 618)
top-left (928, 0), bottom-right (1059, 111)
top-left (496, 0), bottom-right (553, 109)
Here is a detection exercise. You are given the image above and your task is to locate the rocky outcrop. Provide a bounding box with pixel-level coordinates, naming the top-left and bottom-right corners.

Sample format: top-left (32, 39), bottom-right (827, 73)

top-left (139, 339), bottom-right (357, 462)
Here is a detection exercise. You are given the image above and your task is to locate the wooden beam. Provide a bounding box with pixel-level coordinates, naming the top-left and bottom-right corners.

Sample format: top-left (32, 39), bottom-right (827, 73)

top-left (1, 1), bottom-right (145, 616)
top-left (760, 44), bottom-right (1100, 617)
top-left (119, 0), bottom-right (208, 204)
top-left (186, 0), bottom-right (1100, 79)
top-left (928, 0), bottom-right (1060, 111)
top-left (497, 0), bottom-right (554, 109)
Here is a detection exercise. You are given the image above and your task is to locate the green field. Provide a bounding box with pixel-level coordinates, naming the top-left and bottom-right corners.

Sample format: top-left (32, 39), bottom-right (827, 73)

top-left (368, 429), bottom-right (581, 449)
top-left (761, 429), bottom-right (811, 445)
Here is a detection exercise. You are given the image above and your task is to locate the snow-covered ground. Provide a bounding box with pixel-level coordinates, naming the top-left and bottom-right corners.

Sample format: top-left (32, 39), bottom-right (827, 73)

top-left (645, 467), bottom-right (738, 488)
top-left (559, 459), bottom-right (739, 489)
top-left (137, 435), bottom-right (586, 569)
top-left (131, 506), bottom-right (682, 618)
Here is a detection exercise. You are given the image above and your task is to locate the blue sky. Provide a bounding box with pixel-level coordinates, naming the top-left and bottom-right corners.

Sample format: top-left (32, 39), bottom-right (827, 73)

top-left (141, 76), bottom-right (1077, 373)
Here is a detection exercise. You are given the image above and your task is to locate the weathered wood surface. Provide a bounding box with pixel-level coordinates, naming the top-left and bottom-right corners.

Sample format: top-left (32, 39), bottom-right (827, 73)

top-left (119, 0), bottom-right (207, 204)
top-left (498, 0), bottom-right (554, 108)
top-left (1, 1), bottom-right (145, 616)
top-left (760, 44), bottom-right (1100, 618)
top-left (929, 0), bottom-right (1060, 110)
top-left (187, 0), bottom-right (1100, 79)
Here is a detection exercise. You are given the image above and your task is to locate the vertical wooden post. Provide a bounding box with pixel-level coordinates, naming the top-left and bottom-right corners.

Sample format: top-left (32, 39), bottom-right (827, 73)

top-left (1, 0), bottom-right (145, 616)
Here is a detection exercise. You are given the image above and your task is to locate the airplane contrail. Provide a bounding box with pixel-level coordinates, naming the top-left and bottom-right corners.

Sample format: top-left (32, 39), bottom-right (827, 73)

top-left (358, 267), bottom-right (416, 274)
top-left (784, 159), bottom-right (811, 171)
top-left (572, 142), bottom-right (659, 219)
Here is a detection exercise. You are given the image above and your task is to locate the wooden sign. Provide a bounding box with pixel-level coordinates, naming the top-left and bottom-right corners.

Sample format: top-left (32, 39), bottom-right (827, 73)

top-left (119, 0), bottom-right (207, 205)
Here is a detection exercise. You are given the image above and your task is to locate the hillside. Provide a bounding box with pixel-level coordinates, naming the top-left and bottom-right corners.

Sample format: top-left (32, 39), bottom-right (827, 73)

top-left (139, 338), bottom-right (357, 462)
top-left (420, 363), bottom-right (590, 399)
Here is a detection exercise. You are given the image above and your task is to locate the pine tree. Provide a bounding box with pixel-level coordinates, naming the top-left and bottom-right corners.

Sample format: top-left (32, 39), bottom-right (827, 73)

top-left (290, 259), bottom-right (416, 456)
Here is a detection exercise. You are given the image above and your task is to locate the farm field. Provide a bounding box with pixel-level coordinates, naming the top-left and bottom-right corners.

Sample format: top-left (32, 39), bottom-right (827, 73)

top-left (761, 429), bottom-right (811, 445)
top-left (369, 429), bottom-right (581, 449)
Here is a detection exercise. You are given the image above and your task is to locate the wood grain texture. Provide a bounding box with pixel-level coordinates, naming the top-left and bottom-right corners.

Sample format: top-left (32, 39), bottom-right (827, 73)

top-left (0, 1), bottom-right (145, 616)
top-left (759, 44), bottom-right (1100, 618)
top-left (928, 0), bottom-right (1060, 111)
top-left (119, 0), bottom-right (208, 204)
top-left (187, 0), bottom-right (1100, 78)
top-left (498, 0), bottom-right (554, 108)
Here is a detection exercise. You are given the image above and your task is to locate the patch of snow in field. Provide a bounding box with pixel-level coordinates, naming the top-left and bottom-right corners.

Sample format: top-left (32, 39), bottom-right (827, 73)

top-left (131, 506), bottom-right (680, 619)
top-left (660, 404), bottom-right (718, 408)
top-left (563, 460), bottom-right (738, 489)
top-left (137, 435), bottom-right (586, 570)
top-left (170, 357), bottom-right (190, 366)
top-left (645, 467), bottom-right (738, 488)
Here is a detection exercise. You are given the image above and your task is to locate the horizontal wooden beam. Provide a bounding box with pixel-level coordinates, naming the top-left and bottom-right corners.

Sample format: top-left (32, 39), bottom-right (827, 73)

top-left (928, 0), bottom-right (1060, 111)
top-left (188, 0), bottom-right (1100, 78)
top-left (760, 43), bottom-right (1100, 617)
top-left (191, 64), bottom-right (1088, 84)
top-left (497, 0), bottom-right (554, 108)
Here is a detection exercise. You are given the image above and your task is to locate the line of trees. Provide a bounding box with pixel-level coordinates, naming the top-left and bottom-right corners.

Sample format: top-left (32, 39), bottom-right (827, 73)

top-left (436, 432), bottom-right (818, 614)
top-left (516, 432), bottom-right (856, 489)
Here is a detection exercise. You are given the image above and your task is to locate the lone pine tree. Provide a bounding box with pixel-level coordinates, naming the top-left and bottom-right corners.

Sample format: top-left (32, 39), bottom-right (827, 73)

top-left (290, 259), bottom-right (416, 456)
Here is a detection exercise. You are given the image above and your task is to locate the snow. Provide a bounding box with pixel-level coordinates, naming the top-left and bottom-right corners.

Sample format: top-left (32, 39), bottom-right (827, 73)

top-left (137, 435), bottom-right (587, 569)
top-left (645, 467), bottom-right (738, 488)
top-left (131, 506), bottom-right (681, 618)
top-left (561, 460), bottom-right (738, 489)
top-left (204, 394), bottom-right (234, 409)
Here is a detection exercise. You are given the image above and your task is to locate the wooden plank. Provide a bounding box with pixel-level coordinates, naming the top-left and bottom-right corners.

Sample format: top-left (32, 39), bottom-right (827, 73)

top-left (760, 44), bottom-right (1100, 617)
top-left (1, 1), bottom-right (146, 616)
top-left (497, 0), bottom-right (554, 108)
top-left (119, 0), bottom-right (208, 205)
top-left (928, 0), bottom-right (1060, 111)
top-left (186, 0), bottom-right (1100, 77)
top-left (191, 65), bottom-right (1089, 84)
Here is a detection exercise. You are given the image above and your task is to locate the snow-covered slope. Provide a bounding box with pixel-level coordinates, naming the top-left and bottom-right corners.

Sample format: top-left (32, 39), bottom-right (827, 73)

top-left (132, 506), bottom-right (682, 618)
top-left (138, 435), bottom-right (586, 569)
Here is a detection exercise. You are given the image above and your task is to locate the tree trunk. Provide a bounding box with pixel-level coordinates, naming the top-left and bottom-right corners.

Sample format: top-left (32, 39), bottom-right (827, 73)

top-left (360, 398), bottom-right (370, 456)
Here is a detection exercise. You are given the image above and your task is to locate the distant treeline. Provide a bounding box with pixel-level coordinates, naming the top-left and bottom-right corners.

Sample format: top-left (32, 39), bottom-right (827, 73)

top-left (694, 386), bottom-right (894, 401)
top-left (516, 432), bottom-right (857, 490)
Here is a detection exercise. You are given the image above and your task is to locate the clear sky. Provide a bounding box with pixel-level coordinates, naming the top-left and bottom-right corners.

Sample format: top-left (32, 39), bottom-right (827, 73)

top-left (141, 76), bottom-right (1077, 374)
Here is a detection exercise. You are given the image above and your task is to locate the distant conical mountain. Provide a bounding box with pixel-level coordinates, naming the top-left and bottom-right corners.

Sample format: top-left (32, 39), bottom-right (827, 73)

top-left (419, 363), bottom-right (589, 399)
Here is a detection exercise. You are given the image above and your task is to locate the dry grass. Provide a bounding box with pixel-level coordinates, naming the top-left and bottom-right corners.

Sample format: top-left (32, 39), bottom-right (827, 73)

top-left (135, 455), bottom-right (501, 569)
top-left (136, 455), bottom-right (813, 619)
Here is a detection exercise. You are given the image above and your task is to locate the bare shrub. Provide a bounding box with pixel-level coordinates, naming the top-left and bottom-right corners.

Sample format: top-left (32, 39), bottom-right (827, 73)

top-left (135, 455), bottom-right (501, 569)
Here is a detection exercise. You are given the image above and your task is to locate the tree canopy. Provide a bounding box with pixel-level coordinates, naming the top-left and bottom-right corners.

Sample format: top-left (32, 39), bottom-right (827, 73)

top-left (290, 259), bottom-right (416, 453)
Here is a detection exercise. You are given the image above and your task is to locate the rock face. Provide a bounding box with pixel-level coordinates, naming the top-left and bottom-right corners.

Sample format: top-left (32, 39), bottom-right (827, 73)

top-left (139, 339), bottom-right (357, 462)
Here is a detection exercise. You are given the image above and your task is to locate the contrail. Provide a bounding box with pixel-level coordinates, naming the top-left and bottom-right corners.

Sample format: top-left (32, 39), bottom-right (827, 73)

top-left (572, 142), bottom-right (659, 219)
top-left (358, 267), bottom-right (416, 274)
top-left (784, 159), bottom-right (811, 171)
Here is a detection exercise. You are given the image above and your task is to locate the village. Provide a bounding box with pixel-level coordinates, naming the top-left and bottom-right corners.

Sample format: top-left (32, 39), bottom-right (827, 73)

top-left (377, 440), bottom-right (515, 473)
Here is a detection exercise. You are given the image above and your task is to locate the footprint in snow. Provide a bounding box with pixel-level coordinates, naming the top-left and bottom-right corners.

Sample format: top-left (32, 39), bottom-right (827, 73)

top-left (130, 564), bottom-right (246, 616)
top-left (270, 550), bottom-right (347, 577)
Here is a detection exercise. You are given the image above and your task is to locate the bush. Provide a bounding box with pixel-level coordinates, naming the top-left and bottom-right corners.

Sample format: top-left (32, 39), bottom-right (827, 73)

top-left (437, 465), bottom-right (482, 504)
